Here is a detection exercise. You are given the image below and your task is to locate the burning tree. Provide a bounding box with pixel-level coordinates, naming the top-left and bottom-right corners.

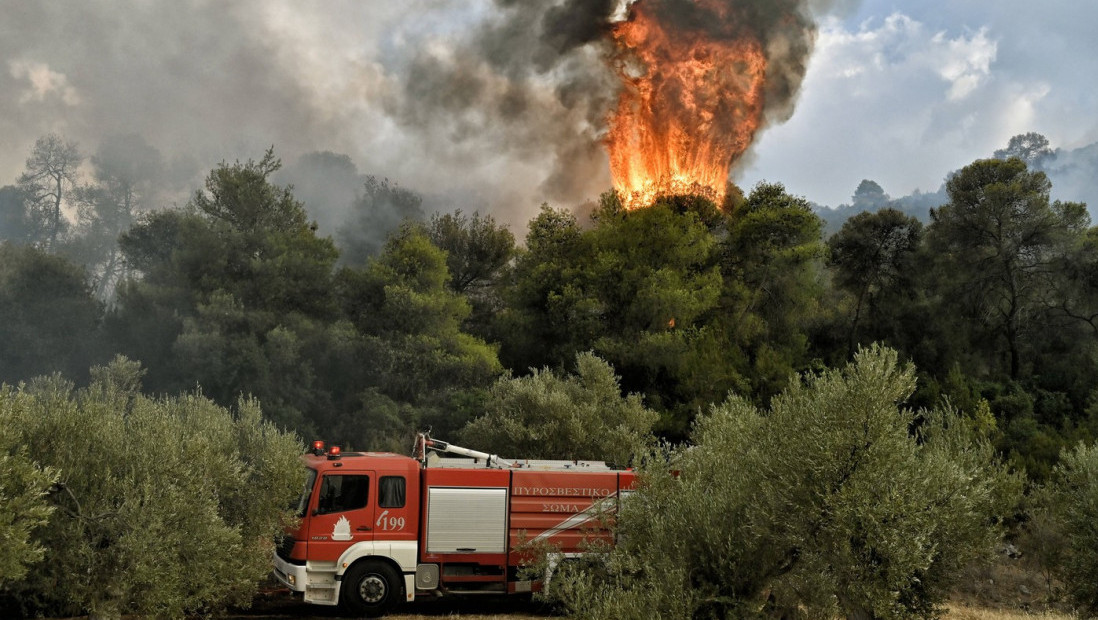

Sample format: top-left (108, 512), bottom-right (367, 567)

top-left (385, 0), bottom-right (824, 212)
top-left (605, 0), bottom-right (818, 209)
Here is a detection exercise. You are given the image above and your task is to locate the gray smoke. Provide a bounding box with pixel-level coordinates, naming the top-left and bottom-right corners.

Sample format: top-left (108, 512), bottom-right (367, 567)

top-left (0, 1), bottom-right (852, 229)
top-left (384, 0), bottom-right (855, 207)
top-left (384, 0), bottom-right (620, 211)
top-left (1038, 144), bottom-right (1098, 219)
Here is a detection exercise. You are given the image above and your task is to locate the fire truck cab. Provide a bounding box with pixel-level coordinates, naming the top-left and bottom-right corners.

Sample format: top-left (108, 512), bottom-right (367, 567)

top-left (273, 437), bottom-right (634, 617)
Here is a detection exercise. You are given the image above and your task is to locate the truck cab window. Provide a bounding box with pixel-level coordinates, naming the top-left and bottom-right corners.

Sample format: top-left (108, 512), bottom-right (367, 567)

top-left (316, 475), bottom-right (370, 515)
top-left (379, 476), bottom-right (406, 508)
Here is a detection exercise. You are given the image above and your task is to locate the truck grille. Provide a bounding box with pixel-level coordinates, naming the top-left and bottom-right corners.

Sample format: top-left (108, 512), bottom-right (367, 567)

top-left (276, 536), bottom-right (301, 564)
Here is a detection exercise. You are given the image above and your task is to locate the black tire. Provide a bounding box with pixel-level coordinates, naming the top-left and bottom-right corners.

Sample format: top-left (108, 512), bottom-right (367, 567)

top-left (340, 559), bottom-right (403, 618)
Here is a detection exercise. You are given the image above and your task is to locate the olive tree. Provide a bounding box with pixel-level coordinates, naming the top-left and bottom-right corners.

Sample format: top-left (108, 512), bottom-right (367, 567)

top-left (0, 388), bottom-right (57, 586)
top-left (3, 357), bottom-right (304, 618)
top-left (460, 352), bottom-right (657, 466)
top-left (1051, 441), bottom-right (1098, 615)
top-left (549, 346), bottom-right (1020, 620)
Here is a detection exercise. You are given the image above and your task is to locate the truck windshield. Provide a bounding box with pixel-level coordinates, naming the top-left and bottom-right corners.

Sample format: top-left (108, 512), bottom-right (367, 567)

top-left (295, 468), bottom-right (318, 517)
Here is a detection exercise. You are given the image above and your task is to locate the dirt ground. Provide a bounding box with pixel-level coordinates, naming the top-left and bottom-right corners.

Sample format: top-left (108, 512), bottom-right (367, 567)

top-left (237, 586), bottom-right (557, 620)
top-left (242, 588), bottom-right (1075, 620)
top-left (233, 552), bottom-right (1075, 620)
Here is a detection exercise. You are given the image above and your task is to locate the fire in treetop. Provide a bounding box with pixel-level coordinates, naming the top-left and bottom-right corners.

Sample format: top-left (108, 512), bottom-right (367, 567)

top-left (604, 0), bottom-right (817, 209)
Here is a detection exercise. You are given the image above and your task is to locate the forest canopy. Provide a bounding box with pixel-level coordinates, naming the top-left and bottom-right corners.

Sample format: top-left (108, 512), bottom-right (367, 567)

top-left (3, 134), bottom-right (1098, 616)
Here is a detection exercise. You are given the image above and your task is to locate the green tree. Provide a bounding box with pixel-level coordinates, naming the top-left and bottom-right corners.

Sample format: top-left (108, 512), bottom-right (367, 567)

top-left (585, 196), bottom-right (725, 433)
top-left (0, 390), bottom-right (57, 586)
top-left (192, 147), bottom-right (308, 234)
top-left (426, 210), bottom-right (515, 295)
top-left (549, 346), bottom-right (1019, 620)
top-left (333, 224), bottom-right (502, 448)
top-left (2, 357), bottom-right (303, 618)
top-left (111, 150), bottom-right (340, 431)
top-left (927, 158), bottom-right (1089, 378)
top-left (1053, 225), bottom-right (1098, 335)
top-left (499, 188), bottom-right (823, 436)
top-left (1050, 441), bottom-right (1098, 614)
top-left (828, 209), bottom-right (923, 355)
top-left (851, 179), bottom-right (891, 212)
top-left (497, 196), bottom-right (733, 436)
top-left (460, 352), bottom-right (656, 466)
top-left (0, 243), bottom-right (103, 384)
top-left (337, 176), bottom-right (424, 265)
top-left (17, 134), bottom-right (82, 250)
top-left (426, 210), bottom-right (515, 337)
top-left (994, 132), bottom-right (1054, 169)
top-left (496, 204), bottom-right (600, 371)
top-left (720, 182), bottom-right (826, 401)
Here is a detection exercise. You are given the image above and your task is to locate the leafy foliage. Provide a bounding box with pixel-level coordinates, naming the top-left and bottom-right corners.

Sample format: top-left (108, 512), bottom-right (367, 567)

top-left (828, 208), bottom-right (923, 355)
top-left (338, 175), bottom-right (424, 265)
top-left (994, 132), bottom-right (1055, 169)
top-left (112, 150), bottom-right (340, 432)
top-left (548, 346), bottom-right (1021, 620)
top-left (717, 182), bottom-right (826, 403)
top-left (426, 210), bottom-right (515, 338)
top-left (497, 204), bottom-right (599, 371)
top-left (460, 352), bottom-right (657, 466)
top-left (0, 389), bottom-right (57, 586)
top-left (0, 357), bottom-right (303, 618)
top-left (1049, 441), bottom-right (1098, 614)
top-left (332, 224), bottom-right (503, 448)
top-left (498, 185), bottom-right (825, 437)
top-left (4, 136), bottom-right (1098, 612)
top-left (927, 158), bottom-right (1089, 379)
top-left (65, 134), bottom-right (164, 298)
top-left (0, 242), bottom-right (104, 383)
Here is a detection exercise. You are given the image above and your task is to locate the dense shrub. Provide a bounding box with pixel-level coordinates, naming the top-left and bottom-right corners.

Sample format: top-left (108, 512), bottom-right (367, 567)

top-left (0, 391), bottom-right (57, 585)
top-left (460, 352), bottom-right (657, 465)
top-left (0, 357), bottom-right (304, 618)
top-left (1051, 441), bottom-right (1098, 615)
top-left (547, 346), bottom-right (1021, 620)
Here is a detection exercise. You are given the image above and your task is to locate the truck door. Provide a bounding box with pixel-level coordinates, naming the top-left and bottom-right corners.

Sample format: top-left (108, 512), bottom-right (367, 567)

top-left (373, 474), bottom-right (415, 542)
top-left (308, 470), bottom-right (376, 562)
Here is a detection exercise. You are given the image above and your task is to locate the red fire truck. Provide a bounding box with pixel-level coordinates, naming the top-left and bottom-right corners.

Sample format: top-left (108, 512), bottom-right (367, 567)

top-left (272, 434), bottom-right (635, 617)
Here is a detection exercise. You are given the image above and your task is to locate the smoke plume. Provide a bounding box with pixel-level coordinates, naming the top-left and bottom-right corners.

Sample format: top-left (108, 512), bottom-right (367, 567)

top-left (386, 0), bottom-right (837, 211)
top-left (1, 1), bottom-right (846, 227)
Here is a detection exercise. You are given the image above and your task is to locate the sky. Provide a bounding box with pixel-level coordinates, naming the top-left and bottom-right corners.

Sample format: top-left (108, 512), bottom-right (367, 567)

top-left (739, 0), bottom-right (1098, 206)
top-left (2, 0), bottom-right (1095, 229)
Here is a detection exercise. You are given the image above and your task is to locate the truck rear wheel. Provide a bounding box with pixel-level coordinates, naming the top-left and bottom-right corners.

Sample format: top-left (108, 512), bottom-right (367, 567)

top-left (341, 559), bottom-right (402, 618)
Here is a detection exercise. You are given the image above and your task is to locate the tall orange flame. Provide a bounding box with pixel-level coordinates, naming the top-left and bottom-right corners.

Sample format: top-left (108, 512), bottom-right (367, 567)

top-left (607, 1), bottom-right (767, 209)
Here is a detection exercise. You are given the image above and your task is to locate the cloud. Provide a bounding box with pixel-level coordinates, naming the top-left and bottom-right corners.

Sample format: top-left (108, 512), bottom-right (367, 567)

top-left (739, 10), bottom-right (1069, 206)
top-left (1, 0), bottom-right (1093, 224)
top-left (933, 28), bottom-right (995, 100)
top-left (741, 1), bottom-right (1098, 206)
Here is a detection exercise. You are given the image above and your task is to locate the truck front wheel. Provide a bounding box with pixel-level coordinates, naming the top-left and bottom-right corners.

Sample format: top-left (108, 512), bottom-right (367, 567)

top-left (341, 559), bottom-right (402, 617)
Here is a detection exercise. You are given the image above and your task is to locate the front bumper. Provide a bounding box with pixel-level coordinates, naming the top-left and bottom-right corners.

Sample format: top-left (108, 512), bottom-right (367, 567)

top-left (273, 552), bottom-right (341, 605)
top-left (272, 552), bottom-right (308, 592)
